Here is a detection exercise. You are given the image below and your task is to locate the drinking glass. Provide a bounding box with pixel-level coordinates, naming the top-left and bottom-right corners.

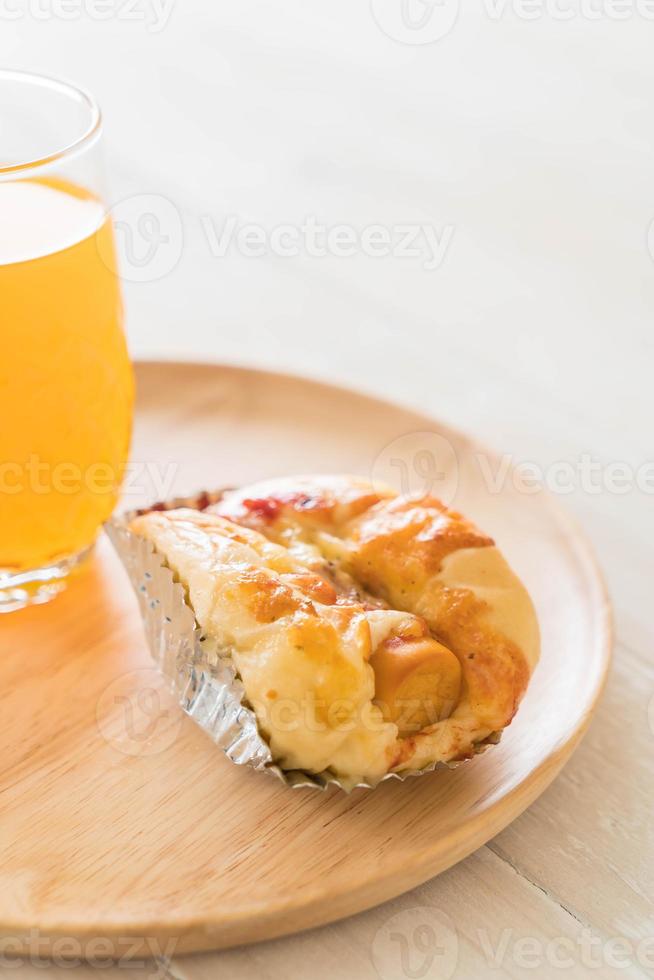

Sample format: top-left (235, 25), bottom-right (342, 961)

top-left (0, 70), bottom-right (133, 611)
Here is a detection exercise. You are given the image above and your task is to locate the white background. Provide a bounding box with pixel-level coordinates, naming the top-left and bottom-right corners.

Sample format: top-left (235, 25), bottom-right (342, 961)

top-left (3, 3), bottom-right (654, 978)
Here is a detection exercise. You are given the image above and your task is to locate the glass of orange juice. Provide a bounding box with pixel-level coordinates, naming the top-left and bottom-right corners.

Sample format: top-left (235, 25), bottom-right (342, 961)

top-left (0, 70), bottom-right (134, 611)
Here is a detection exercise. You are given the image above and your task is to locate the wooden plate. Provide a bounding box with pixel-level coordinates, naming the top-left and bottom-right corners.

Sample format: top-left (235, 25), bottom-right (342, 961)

top-left (0, 360), bottom-right (611, 958)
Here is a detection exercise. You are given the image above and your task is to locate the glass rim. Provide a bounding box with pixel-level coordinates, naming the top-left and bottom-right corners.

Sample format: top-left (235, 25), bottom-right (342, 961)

top-left (0, 69), bottom-right (102, 177)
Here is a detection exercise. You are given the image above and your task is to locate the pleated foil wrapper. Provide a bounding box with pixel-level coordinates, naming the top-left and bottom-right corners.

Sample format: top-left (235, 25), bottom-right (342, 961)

top-left (106, 490), bottom-right (501, 792)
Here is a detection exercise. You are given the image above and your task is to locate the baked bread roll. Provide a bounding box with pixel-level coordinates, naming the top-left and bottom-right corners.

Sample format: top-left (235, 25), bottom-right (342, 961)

top-left (130, 475), bottom-right (539, 787)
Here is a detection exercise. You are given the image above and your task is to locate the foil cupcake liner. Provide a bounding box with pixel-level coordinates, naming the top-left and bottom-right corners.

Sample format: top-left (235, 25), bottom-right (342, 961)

top-left (106, 490), bottom-right (500, 791)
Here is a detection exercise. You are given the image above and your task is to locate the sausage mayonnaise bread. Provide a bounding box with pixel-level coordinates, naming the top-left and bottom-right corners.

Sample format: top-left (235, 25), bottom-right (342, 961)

top-left (130, 475), bottom-right (539, 788)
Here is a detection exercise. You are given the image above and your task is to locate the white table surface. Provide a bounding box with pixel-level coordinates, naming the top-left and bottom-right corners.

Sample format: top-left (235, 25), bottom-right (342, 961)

top-left (3, 3), bottom-right (653, 978)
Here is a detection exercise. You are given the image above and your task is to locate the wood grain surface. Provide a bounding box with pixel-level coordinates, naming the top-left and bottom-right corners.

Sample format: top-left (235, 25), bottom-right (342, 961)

top-left (0, 362), bottom-right (611, 959)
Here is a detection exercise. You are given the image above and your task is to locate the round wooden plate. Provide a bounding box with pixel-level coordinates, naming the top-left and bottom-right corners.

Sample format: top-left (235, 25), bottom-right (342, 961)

top-left (0, 361), bottom-right (611, 958)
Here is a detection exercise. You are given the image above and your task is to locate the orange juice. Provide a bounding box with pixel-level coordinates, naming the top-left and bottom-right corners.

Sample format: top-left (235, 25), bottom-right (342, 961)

top-left (0, 177), bottom-right (133, 570)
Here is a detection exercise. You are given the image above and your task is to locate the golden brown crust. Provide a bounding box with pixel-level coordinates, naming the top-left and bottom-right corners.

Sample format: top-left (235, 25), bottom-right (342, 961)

top-left (231, 569), bottom-right (311, 625)
top-left (130, 507), bottom-right (397, 783)
top-left (218, 474), bottom-right (388, 533)
top-left (210, 476), bottom-right (540, 774)
top-left (338, 497), bottom-right (528, 737)
top-left (128, 476), bottom-right (540, 784)
top-left (346, 495), bottom-right (494, 593)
